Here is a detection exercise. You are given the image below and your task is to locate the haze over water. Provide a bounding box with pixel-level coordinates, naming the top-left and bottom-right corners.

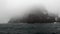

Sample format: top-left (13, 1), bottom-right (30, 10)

top-left (0, 0), bottom-right (60, 23)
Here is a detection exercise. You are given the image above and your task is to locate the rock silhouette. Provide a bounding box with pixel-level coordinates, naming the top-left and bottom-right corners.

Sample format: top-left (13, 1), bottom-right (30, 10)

top-left (8, 6), bottom-right (57, 24)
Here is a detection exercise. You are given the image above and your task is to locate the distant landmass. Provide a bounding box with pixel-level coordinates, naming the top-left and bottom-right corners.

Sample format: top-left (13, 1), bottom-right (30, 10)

top-left (8, 6), bottom-right (59, 24)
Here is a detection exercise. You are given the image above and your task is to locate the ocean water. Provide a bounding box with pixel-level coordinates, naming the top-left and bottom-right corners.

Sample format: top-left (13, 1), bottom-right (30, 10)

top-left (0, 23), bottom-right (60, 34)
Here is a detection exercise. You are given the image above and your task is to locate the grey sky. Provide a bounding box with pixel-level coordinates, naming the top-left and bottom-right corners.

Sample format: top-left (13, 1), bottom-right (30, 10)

top-left (0, 0), bottom-right (60, 23)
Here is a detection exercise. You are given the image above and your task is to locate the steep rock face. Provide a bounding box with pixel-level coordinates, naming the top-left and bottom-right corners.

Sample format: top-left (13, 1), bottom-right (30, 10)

top-left (8, 11), bottom-right (56, 23)
top-left (8, 6), bottom-right (57, 24)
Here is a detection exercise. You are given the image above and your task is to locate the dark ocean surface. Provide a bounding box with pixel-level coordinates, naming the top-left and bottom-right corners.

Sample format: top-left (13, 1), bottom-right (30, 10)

top-left (0, 23), bottom-right (60, 34)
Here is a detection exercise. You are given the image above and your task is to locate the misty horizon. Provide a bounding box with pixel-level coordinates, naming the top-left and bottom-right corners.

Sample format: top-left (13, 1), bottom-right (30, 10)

top-left (0, 0), bottom-right (60, 23)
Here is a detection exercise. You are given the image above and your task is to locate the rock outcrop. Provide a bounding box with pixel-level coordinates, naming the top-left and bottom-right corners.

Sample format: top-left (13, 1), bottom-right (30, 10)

top-left (8, 6), bottom-right (57, 24)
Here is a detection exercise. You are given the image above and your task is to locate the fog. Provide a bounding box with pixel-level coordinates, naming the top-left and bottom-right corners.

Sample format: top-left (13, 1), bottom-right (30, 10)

top-left (0, 0), bottom-right (60, 23)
